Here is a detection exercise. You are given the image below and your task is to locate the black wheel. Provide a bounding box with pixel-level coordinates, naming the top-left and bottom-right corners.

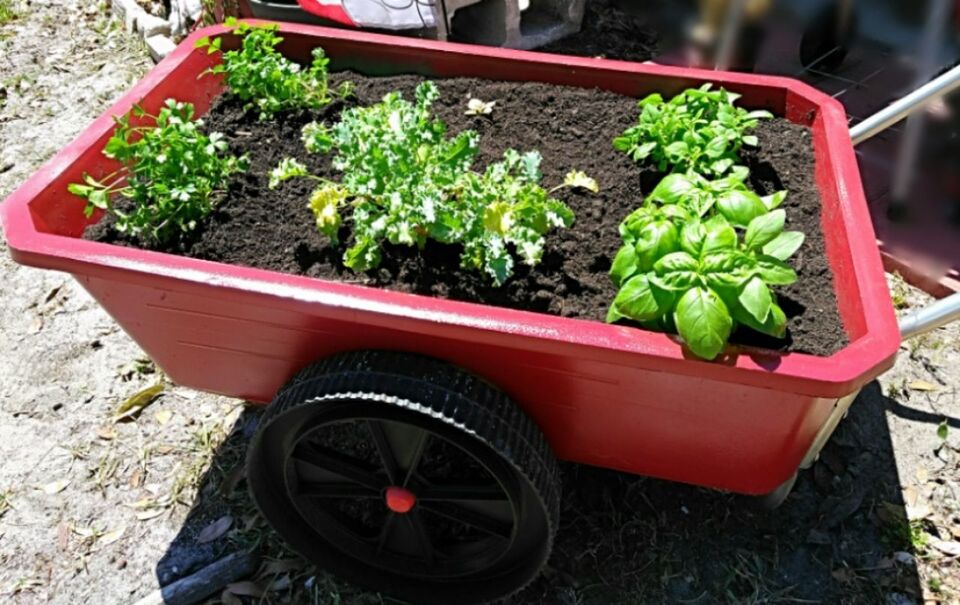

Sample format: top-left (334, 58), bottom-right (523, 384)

top-left (247, 351), bottom-right (560, 605)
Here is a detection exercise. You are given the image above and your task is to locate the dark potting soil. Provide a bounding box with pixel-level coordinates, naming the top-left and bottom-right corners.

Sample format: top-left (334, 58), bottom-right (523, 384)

top-left (537, 0), bottom-right (661, 62)
top-left (87, 74), bottom-right (847, 357)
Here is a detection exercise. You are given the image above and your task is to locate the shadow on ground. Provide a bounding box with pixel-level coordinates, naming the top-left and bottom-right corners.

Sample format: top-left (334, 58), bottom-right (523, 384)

top-left (156, 380), bottom-right (922, 604)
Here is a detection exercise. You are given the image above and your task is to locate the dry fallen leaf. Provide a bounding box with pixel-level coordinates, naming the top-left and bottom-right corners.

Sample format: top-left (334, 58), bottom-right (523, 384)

top-left (262, 558), bottom-right (302, 575)
top-left (831, 567), bottom-right (857, 583)
top-left (908, 379), bottom-right (940, 392)
top-left (903, 485), bottom-right (919, 508)
top-left (136, 509), bottom-right (165, 521)
top-left (930, 539), bottom-right (960, 557)
top-left (128, 468), bottom-right (144, 489)
top-left (40, 479), bottom-right (70, 495)
top-left (99, 526), bottom-right (126, 546)
top-left (57, 522), bottom-right (71, 551)
top-left (114, 382), bottom-right (164, 422)
top-left (220, 589), bottom-right (243, 605)
top-left (154, 410), bottom-right (173, 425)
top-left (96, 425), bottom-right (117, 440)
top-left (225, 581), bottom-right (266, 598)
top-left (218, 462), bottom-right (246, 497)
top-left (196, 515), bottom-right (233, 544)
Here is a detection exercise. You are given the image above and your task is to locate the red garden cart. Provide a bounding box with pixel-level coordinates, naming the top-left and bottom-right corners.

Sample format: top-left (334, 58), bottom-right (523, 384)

top-left (3, 21), bottom-right (959, 604)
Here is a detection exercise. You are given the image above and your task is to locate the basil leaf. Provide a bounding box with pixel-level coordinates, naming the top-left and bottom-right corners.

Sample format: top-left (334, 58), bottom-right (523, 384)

top-left (744, 209), bottom-right (785, 250)
top-left (674, 287), bottom-right (733, 360)
top-left (716, 189), bottom-right (768, 227)
top-left (648, 173), bottom-right (695, 205)
top-left (733, 300), bottom-right (787, 338)
top-left (612, 274), bottom-right (666, 322)
top-left (609, 245), bottom-right (639, 287)
top-left (762, 190), bottom-right (787, 210)
top-left (654, 251), bottom-right (698, 274)
top-left (756, 255), bottom-right (798, 285)
top-left (710, 157), bottom-right (735, 176)
top-left (635, 220), bottom-right (680, 271)
top-left (762, 231), bottom-right (805, 261)
top-left (651, 272), bottom-right (699, 292)
top-left (680, 220), bottom-right (706, 256)
top-left (738, 276), bottom-right (772, 323)
top-left (702, 217), bottom-right (737, 254)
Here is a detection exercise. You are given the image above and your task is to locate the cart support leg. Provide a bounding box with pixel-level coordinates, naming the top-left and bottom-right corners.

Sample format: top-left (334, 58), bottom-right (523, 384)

top-left (888, 0), bottom-right (951, 219)
top-left (899, 291), bottom-right (960, 340)
top-left (714, 0), bottom-right (747, 71)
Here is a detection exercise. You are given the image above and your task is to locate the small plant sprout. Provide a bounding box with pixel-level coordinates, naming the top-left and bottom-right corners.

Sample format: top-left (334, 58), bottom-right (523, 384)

top-left (556, 170), bottom-right (600, 194)
top-left (268, 158), bottom-right (348, 243)
top-left (465, 98), bottom-right (495, 116)
top-left (68, 99), bottom-right (246, 244)
top-left (195, 18), bottom-right (352, 119)
top-left (614, 84), bottom-right (772, 177)
top-left (272, 81), bottom-right (595, 285)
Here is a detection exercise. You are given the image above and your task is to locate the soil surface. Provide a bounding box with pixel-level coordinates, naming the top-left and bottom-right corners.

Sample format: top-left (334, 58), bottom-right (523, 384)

top-left (90, 74), bottom-right (846, 356)
top-left (2, 4), bottom-right (958, 605)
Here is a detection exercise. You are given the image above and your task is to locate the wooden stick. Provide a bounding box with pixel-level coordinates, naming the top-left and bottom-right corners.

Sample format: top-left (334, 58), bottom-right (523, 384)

top-left (131, 550), bottom-right (260, 605)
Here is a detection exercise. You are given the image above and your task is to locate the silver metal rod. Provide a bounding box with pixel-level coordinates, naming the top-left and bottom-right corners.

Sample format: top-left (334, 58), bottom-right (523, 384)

top-left (899, 292), bottom-right (960, 340)
top-left (850, 62), bottom-right (960, 144)
top-left (715, 0), bottom-right (747, 71)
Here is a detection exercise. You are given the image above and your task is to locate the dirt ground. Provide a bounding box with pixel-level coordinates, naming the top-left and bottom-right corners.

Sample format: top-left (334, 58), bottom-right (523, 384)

top-left (1, 2), bottom-right (959, 604)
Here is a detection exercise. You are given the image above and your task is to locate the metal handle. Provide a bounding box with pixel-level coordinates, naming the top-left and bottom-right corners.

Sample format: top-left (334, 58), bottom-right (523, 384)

top-left (849, 62), bottom-right (960, 145)
top-left (899, 292), bottom-right (960, 340)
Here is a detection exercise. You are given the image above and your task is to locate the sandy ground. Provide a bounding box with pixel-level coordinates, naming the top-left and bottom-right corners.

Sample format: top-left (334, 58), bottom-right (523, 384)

top-left (0, 2), bottom-right (958, 604)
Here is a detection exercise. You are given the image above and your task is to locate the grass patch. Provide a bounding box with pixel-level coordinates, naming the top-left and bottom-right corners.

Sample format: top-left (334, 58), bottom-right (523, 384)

top-left (0, 0), bottom-right (19, 25)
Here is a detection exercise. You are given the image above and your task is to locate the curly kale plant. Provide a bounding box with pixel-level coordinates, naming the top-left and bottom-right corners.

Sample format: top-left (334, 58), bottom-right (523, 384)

top-left (68, 99), bottom-right (246, 244)
top-left (271, 81), bottom-right (592, 285)
top-left (613, 84), bottom-right (772, 177)
top-left (196, 18), bottom-right (352, 119)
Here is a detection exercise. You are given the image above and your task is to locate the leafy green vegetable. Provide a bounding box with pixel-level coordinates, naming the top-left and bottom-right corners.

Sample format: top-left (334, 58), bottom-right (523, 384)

top-left (196, 18), bottom-right (352, 119)
top-left (68, 99), bottom-right (246, 244)
top-left (607, 205), bottom-right (804, 360)
top-left (645, 166), bottom-right (787, 226)
top-left (613, 84), bottom-right (772, 177)
top-left (272, 81), bottom-right (592, 284)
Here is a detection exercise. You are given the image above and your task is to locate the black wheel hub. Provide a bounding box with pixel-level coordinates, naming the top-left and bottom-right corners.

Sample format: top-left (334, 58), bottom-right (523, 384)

top-left (284, 415), bottom-right (520, 580)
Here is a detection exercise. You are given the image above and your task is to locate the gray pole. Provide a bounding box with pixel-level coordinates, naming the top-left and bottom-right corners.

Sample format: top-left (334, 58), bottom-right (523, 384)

top-left (849, 62), bottom-right (960, 145)
top-left (888, 0), bottom-right (951, 211)
top-left (714, 0), bottom-right (748, 71)
top-left (900, 292), bottom-right (960, 340)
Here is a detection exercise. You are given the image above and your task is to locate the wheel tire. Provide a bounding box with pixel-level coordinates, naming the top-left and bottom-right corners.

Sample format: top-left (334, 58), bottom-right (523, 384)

top-left (247, 351), bottom-right (560, 605)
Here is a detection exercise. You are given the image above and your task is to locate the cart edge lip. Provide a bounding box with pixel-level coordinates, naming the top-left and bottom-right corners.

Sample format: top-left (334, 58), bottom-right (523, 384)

top-left (0, 21), bottom-right (901, 400)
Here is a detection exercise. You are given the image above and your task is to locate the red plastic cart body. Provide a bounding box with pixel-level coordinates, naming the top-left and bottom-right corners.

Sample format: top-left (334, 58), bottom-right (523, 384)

top-left (0, 22), bottom-right (900, 497)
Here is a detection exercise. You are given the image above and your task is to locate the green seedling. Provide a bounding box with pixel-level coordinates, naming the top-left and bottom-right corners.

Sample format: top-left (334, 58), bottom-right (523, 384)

top-left (614, 84), bottom-right (772, 177)
top-left (196, 18), bottom-right (352, 119)
top-left (69, 99), bottom-right (246, 244)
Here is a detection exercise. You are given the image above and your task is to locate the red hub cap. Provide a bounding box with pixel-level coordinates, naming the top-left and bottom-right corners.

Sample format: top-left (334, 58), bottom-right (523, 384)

top-left (384, 486), bottom-right (417, 514)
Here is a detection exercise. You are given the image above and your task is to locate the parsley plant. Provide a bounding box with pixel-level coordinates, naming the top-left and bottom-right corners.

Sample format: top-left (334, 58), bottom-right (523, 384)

top-left (196, 19), bottom-right (352, 119)
top-left (68, 99), bottom-right (246, 244)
